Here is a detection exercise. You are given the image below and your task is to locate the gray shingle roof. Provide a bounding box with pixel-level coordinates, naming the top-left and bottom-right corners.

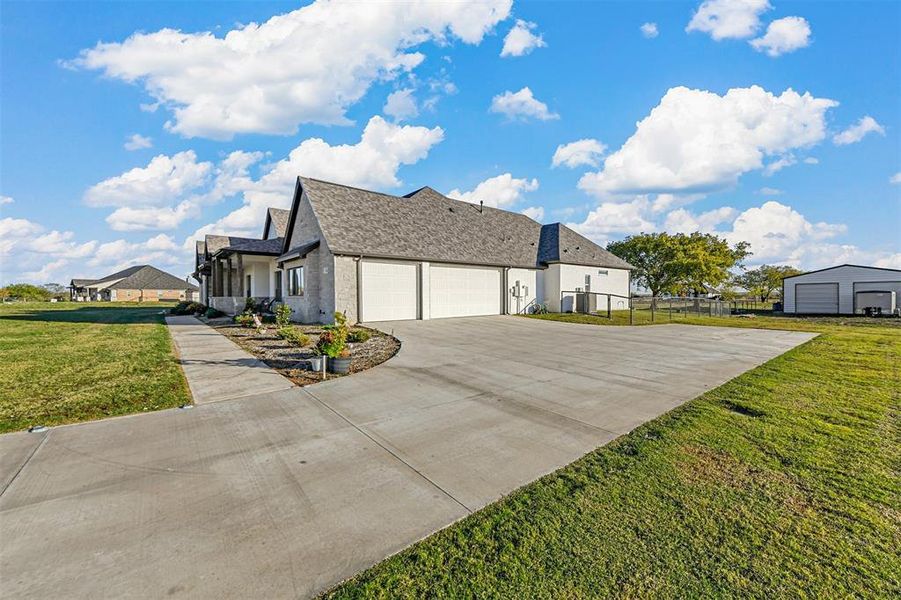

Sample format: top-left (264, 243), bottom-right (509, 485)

top-left (266, 208), bottom-right (290, 238)
top-left (221, 237), bottom-right (283, 255)
top-left (538, 223), bottom-right (633, 269)
top-left (204, 235), bottom-right (259, 256)
top-left (78, 265), bottom-right (198, 291)
top-left (298, 177), bottom-right (633, 270)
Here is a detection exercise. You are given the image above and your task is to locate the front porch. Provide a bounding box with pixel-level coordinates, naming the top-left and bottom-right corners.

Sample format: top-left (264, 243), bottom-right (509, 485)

top-left (206, 245), bottom-right (283, 315)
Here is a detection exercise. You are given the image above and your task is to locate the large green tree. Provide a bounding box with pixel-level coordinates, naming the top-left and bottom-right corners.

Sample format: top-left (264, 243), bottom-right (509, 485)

top-left (607, 232), bottom-right (750, 297)
top-left (735, 264), bottom-right (803, 301)
top-left (0, 283), bottom-right (52, 302)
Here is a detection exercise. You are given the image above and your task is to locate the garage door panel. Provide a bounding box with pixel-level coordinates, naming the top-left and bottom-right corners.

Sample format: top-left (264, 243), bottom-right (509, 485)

top-left (430, 265), bottom-right (502, 319)
top-left (796, 283), bottom-right (838, 314)
top-left (361, 260), bottom-right (418, 322)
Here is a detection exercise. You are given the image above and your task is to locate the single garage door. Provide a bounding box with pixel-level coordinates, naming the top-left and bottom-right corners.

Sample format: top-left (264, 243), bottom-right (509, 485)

top-left (430, 264), bottom-right (502, 319)
top-left (795, 283), bottom-right (839, 314)
top-left (361, 260), bottom-right (418, 321)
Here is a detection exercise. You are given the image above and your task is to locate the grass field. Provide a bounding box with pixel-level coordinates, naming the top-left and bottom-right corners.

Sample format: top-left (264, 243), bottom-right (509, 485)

top-left (0, 302), bottom-right (191, 433)
top-left (327, 314), bottom-right (900, 598)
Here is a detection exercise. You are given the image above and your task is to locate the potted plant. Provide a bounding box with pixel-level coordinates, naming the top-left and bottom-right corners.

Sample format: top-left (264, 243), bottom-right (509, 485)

top-left (308, 348), bottom-right (324, 372)
top-left (317, 312), bottom-right (351, 374)
top-left (329, 348), bottom-right (351, 374)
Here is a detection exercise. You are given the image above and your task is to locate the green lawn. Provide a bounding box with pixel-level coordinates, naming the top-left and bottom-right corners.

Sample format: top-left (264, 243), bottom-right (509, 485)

top-left (0, 302), bottom-right (191, 433)
top-left (327, 314), bottom-right (900, 598)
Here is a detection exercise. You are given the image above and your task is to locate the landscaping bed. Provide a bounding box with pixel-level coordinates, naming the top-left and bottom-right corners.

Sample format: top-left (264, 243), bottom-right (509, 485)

top-left (212, 322), bottom-right (400, 386)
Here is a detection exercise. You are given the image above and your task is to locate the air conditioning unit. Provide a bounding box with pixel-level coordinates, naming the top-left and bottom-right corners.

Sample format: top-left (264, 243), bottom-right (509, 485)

top-left (576, 292), bottom-right (597, 314)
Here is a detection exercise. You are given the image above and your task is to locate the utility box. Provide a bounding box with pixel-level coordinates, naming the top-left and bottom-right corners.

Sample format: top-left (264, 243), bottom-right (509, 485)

top-left (576, 292), bottom-right (597, 314)
top-left (855, 291), bottom-right (896, 314)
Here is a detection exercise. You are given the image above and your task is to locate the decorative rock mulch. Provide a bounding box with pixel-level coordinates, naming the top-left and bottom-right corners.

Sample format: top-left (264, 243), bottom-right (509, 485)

top-left (211, 323), bottom-right (400, 386)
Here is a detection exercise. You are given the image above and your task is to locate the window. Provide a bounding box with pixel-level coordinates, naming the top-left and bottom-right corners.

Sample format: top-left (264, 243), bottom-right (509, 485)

top-left (274, 270), bottom-right (283, 300)
top-left (246, 274), bottom-right (252, 298)
top-left (287, 267), bottom-right (304, 296)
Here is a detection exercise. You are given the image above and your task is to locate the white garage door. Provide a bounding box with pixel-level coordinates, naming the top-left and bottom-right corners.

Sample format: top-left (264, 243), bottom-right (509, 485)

top-left (429, 264), bottom-right (502, 319)
top-left (795, 283), bottom-right (839, 314)
top-left (361, 260), bottom-right (418, 321)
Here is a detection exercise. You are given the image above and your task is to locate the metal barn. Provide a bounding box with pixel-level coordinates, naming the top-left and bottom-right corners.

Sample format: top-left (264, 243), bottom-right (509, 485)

top-left (782, 264), bottom-right (901, 315)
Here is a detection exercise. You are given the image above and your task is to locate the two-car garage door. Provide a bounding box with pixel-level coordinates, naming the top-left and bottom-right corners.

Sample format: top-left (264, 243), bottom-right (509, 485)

top-left (360, 260), bottom-right (502, 322)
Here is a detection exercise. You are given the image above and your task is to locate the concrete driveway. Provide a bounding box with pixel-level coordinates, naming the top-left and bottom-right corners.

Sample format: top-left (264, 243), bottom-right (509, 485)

top-left (0, 316), bottom-right (815, 599)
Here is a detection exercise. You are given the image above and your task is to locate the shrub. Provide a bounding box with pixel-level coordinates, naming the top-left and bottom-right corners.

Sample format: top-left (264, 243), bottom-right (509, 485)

top-left (243, 297), bottom-right (257, 313)
top-left (276, 327), bottom-right (311, 347)
top-left (316, 312), bottom-right (350, 358)
top-left (234, 313), bottom-right (255, 327)
top-left (274, 303), bottom-right (292, 328)
top-left (347, 328), bottom-right (371, 343)
top-left (171, 301), bottom-right (207, 316)
top-left (205, 307), bottom-right (225, 318)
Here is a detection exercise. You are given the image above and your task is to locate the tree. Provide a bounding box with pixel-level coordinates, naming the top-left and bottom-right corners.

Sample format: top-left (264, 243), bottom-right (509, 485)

top-left (1, 283), bottom-right (52, 301)
top-left (607, 232), bottom-right (751, 297)
top-left (735, 264), bottom-right (803, 301)
top-left (42, 283), bottom-right (68, 301)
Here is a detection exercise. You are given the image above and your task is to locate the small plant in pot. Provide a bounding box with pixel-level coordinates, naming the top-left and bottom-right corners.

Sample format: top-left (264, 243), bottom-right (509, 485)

top-left (318, 312), bottom-right (351, 374)
top-left (308, 347), bottom-right (324, 372)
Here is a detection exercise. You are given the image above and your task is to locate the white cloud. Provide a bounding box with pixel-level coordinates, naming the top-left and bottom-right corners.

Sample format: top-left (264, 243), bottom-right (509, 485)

top-left (0, 196), bottom-right (13, 206)
top-left (750, 16), bottom-right (811, 56)
top-left (763, 154), bottom-right (796, 176)
top-left (84, 151), bottom-right (212, 208)
top-left (124, 133), bottom-right (153, 150)
top-left (664, 206), bottom-right (737, 233)
top-left (890, 172), bottom-right (901, 184)
top-left (500, 19), bottom-right (546, 57)
top-left (383, 89), bottom-right (419, 122)
top-left (552, 139), bottom-right (607, 168)
top-left (803, 157), bottom-right (819, 164)
top-left (686, 0), bottom-right (770, 40)
top-left (833, 116), bottom-right (885, 145)
top-left (521, 206), bottom-right (544, 221)
top-left (725, 201), bottom-right (845, 261)
top-left (758, 186), bottom-right (783, 195)
top-left (578, 85), bottom-right (837, 196)
top-left (567, 198), bottom-right (657, 245)
top-left (640, 22), bottom-right (659, 38)
top-left (490, 87), bottom-right (559, 121)
top-left (1, 210), bottom-right (273, 286)
top-left (186, 116), bottom-right (443, 241)
top-left (70, 0), bottom-right (512, 140)
top-left (447, 173), bottom-right (538, 208)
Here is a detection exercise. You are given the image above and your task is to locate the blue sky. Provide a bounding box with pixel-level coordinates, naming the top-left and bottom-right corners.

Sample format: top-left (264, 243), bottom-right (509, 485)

top-left (1, 0), bottom-right (899, 285)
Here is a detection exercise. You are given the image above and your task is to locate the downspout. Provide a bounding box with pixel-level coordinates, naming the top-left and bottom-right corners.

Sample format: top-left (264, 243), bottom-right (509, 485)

top-left (355, 255), bottom-right (363, 324)
top-left (503, 267), bottom-right (510, 315)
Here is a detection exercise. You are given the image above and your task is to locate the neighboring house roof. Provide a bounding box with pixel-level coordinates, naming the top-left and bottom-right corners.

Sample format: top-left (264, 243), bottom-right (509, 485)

top-left (292, 177), bottom-right (633, 270)
top-left (70, 278), bottom-right (95, 288)
top-left (74, 265), bottom-right (198, 291)
top-left (264, 208), bottom-right (291, 239)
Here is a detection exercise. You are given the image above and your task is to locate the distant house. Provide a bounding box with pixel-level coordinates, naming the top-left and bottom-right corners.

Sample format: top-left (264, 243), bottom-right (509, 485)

top-left (193, 207), bottom-right (289, 313)
top-left (69, 265), bottom-right (199, 302)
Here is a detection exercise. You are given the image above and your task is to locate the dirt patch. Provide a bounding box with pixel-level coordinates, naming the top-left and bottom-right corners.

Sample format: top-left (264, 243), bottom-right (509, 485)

top-left (677, 444), bottom-right (811, 513)
top-left (212, 323), bottom-right (400, 386)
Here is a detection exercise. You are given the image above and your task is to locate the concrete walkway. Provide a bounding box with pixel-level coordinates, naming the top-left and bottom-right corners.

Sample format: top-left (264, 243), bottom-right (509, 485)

top-left (0, 316), bottom-right (816, 599)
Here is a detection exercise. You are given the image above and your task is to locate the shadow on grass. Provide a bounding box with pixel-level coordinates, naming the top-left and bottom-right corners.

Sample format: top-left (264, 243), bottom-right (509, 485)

top-left (0, 305), bottom-right (169, 325)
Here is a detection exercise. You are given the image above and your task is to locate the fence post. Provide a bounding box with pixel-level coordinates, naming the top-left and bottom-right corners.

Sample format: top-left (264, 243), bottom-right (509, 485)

top-left (630, 301), bottom-right (634, 325)
top-left (651, 298), bottom-right (655, 322)
top-left (607, 295), bottom-right (611, 319)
